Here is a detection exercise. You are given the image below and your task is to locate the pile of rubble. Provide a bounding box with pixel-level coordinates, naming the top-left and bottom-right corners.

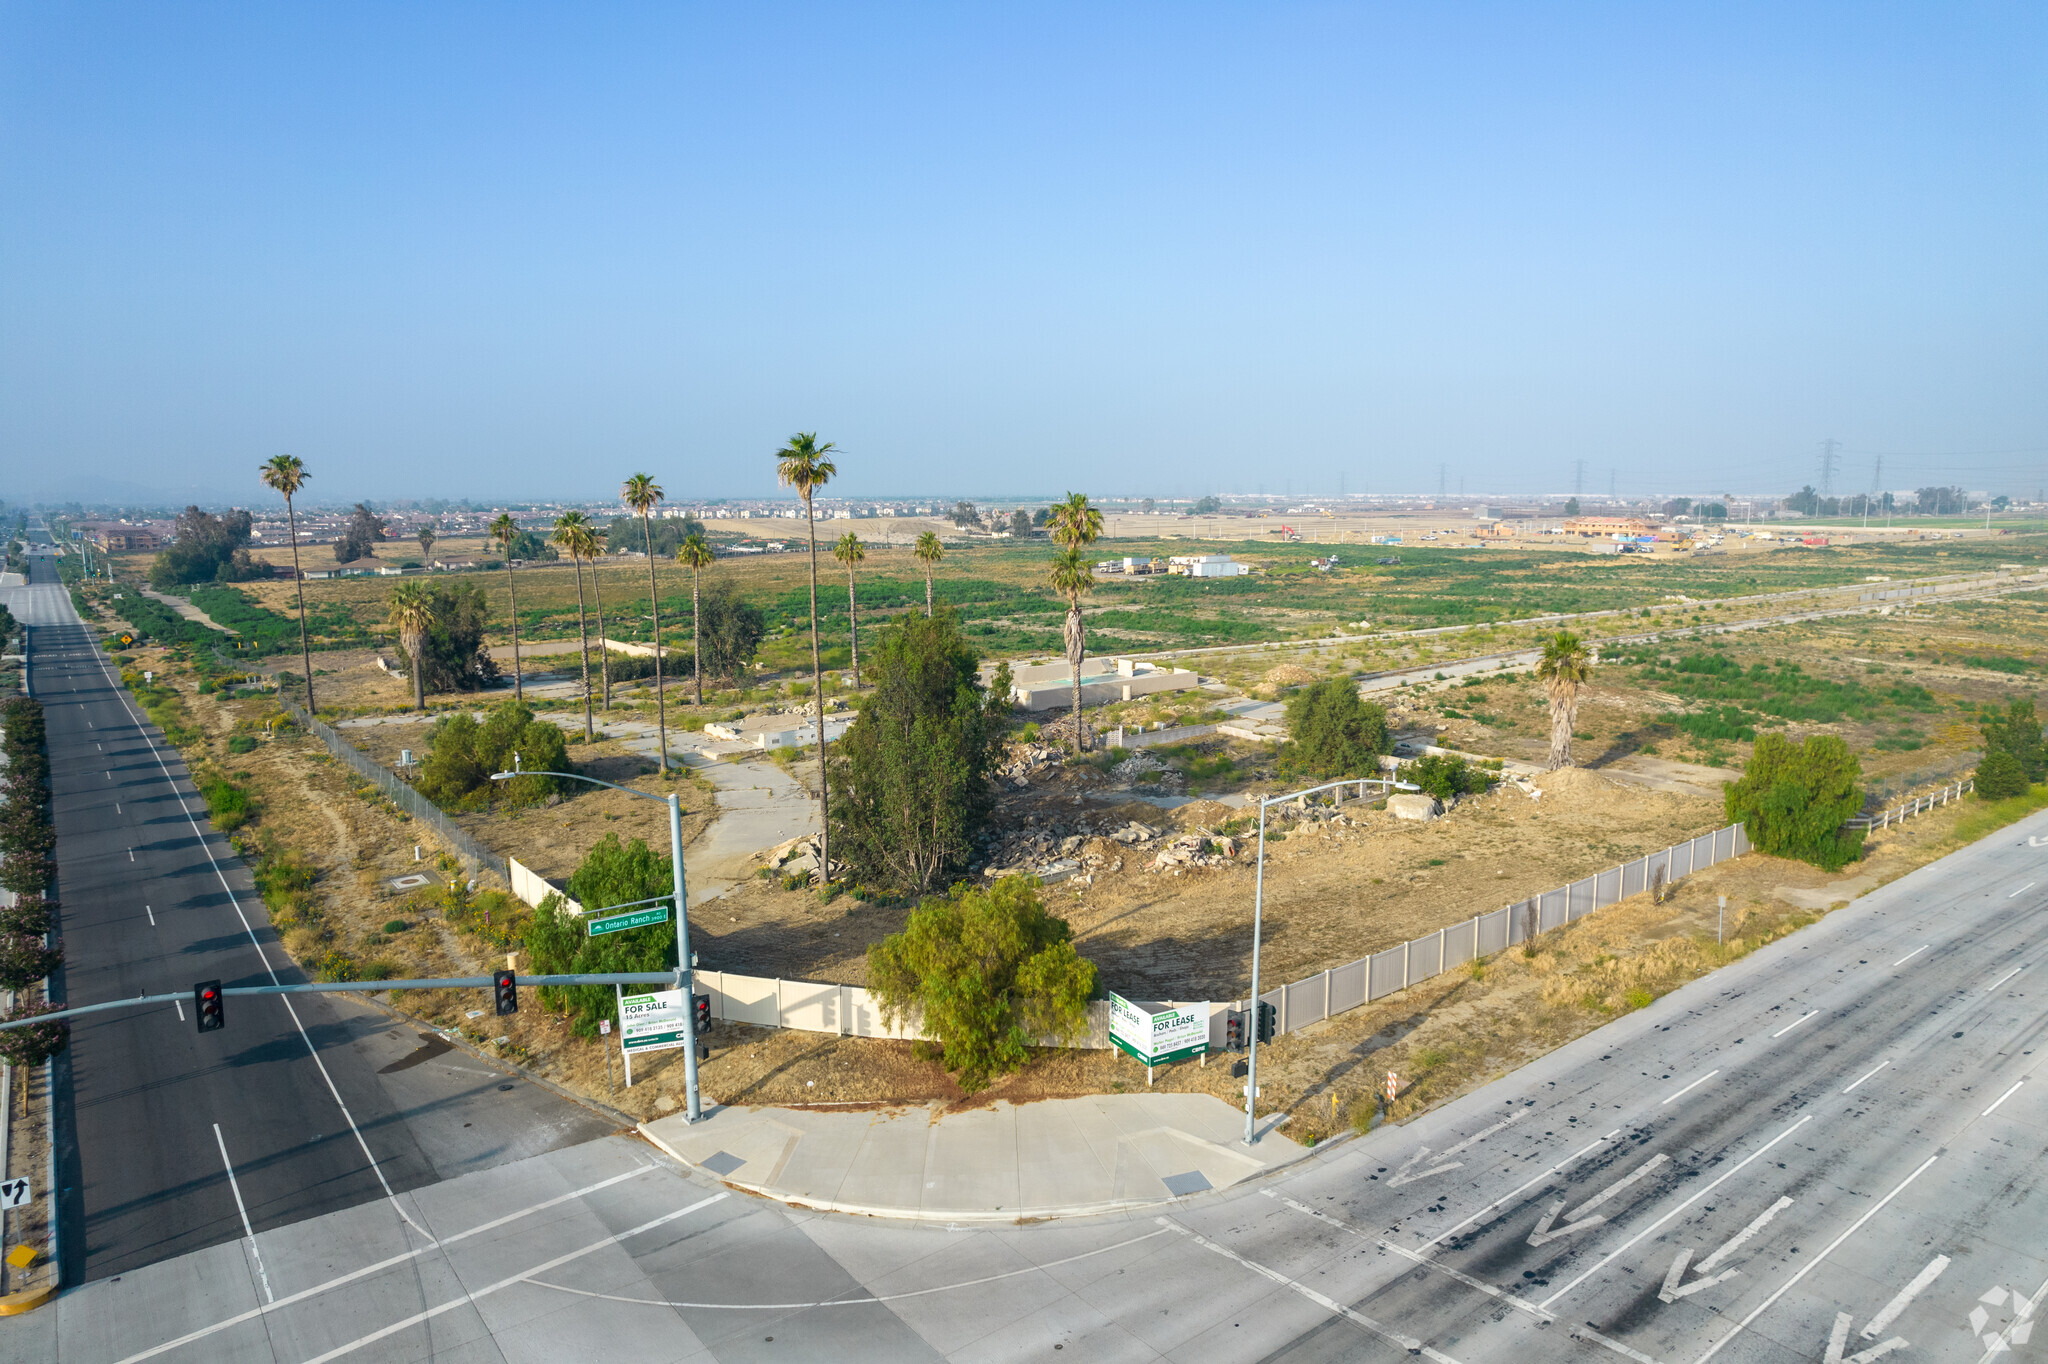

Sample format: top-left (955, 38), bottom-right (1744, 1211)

top-left (975, 814), bottom-right (1164, 884)
top-left (996, 743), bottom-right (1064, 790)
top-left (760, 835), bottom-right (846, 884)
top-left (1147, 832), bottom-right (1245, 874)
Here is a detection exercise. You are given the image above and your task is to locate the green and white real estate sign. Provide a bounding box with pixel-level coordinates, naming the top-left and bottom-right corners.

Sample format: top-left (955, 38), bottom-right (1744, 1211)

top-left (619, 988), bottom-right (690, 1056)
top-left (1108, 993), bottom-right (1209, 1066)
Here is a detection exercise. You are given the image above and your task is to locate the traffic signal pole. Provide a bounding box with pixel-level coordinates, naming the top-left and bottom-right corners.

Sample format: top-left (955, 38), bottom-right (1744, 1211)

top-left (1243, 772), bottom-right (1419, 1147)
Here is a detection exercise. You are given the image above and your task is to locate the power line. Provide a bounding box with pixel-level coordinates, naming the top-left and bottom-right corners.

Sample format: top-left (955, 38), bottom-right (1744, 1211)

top-left (1819, 438), bottom-right (1841, 495)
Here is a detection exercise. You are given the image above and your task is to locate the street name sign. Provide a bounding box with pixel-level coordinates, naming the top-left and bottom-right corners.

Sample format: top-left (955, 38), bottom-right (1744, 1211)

top-left (588, 905), bottom-right (669, 937)
top-left (620, 988), bottom-right (690, 1056)
top-left (1108, 993), bottom-right (1208, 1066)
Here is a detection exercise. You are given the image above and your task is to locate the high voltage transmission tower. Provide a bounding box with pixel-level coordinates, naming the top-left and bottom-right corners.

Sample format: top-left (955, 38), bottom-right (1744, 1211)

top-left (1819, 438), bottom-right (1841, 495)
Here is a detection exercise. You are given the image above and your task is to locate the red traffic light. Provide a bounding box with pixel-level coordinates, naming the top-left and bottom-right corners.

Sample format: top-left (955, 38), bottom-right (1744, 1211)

top-left (493, 969), bottom-right (518, 1016)
top-left (195, 979), bottom-right (225, 1033)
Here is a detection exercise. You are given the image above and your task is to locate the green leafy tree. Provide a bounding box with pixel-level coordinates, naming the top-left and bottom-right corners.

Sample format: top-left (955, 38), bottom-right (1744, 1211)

top-left (390, 581), bottom-right (498, 707)
top-left (1536, 631), bottom-right (1594, 770)
top-left (334, 502), bottom-right (387, 562)
top-left (1725, 732), bottom-right (1865, 871)
top-left (416, 699), bottom-right (569, 808)
top-left (417, 523), bottom-right (437, 560)
top-left (1399, 753), bottom-right (1490, 801)
top-left (1976, 743), bottom-right (2029, 801)
top-left (866, 877), bottom-right (1097, 1092)
top-left (697, 577), bottom-right (766, 687)
top-left (1981, 697), bottom-right (2046, 787)
top-left (525, 833), bottom-right (677, 1036)
top-left (150, 506), bottom-right (262, 588)
top-left (260, 454), bottom-right (318, 712)
top-left (1283, 679), bottom-right (1391, 779)
top-left (829, 609), bottom-right (1003, 894)
top-left (1191, 495), bottom-right (1221, 514)
top-left (777, 432), bottom-right (840, 879)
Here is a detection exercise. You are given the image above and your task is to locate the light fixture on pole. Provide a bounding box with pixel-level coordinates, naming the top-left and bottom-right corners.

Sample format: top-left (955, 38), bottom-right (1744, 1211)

top-left (491, 753), bottom-right (704, 1122)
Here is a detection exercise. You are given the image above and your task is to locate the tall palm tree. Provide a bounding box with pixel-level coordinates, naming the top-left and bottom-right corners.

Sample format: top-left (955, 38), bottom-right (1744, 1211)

top-left (776, 431), bottom-right (838, 881)
top-left (833, 531), bottom-right (866, 688)
top-left (583, 521), bottom-right (612, 711)
top-left (1536, 630), bottom-right (1594, 770)
top-left (489, 512), bottom-right (524, 702)
top-left (258, 454), bottom-right (317, 713)
top-left (417, 523), bottom-right (437, 562)
top-left (551, 511), bottom-right (597, 740)
top-left (676, 532), bottom-right (714, 706)
top-left (1047, 547), bottom-right (1097, 753)
top-left (913, 531), bottom-right (943, 617)
top-left (622, 473), bottom-right (670, 773)
top-left (388, 581), bottom-right (437, 711)
top-left (1045, 492), bottom-right (1104, 751)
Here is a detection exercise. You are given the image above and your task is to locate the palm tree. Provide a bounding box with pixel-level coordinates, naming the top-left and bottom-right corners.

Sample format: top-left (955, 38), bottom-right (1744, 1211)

top-left (677, 532), bottom-right (714, 706)
top-left (388, 581), bottom-right (437, 711)
top-left (776, 431), bottom-right (838, 881)
top-left (1046, 547), bottom-right (1097, 753)
top-left (913, 531), bottom-right (943, 617)
top-left (622, 473), bottom-right (671, 773)
top-left (1536, 630), bottom-right (1594, 770)
top-left (833, 531), bottom-right (866, 687)
top-left (258, 454), bottom-right (317, 714)
top-left (1045, 493), bottom-right (1104, 751)
top-left (417, 523), bottom-right (437, 562)
top-left (551, 511), bottom-right (597, 740)
top-left (489, 512), bottom-right (524, 702)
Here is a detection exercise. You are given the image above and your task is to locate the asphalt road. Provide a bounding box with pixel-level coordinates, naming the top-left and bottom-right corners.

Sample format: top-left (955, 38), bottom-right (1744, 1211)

top-left (5, 536), bottom-right (614, 1287)
top-left (9, 719), bottom-right (2046, 1360)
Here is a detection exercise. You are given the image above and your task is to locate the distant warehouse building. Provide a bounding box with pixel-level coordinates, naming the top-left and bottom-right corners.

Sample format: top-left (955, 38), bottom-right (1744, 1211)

top-left (996, 657), bottom-right (1203, 711)
top-left (1561, 516), bottom-right (1656, 538)
top-left (1168, 554), bottom-right (1251, 578)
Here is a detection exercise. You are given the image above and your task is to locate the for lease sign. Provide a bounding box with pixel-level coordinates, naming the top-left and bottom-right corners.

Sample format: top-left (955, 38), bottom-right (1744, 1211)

top-left (1108, 993), bottom-right (1208, 1065)
top-left (620, 989), bottom-right (690, 1055)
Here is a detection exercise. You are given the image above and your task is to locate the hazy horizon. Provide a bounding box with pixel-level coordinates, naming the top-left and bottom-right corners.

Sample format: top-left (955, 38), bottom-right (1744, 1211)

top-left (5, 4), bottom-right (2044, 506)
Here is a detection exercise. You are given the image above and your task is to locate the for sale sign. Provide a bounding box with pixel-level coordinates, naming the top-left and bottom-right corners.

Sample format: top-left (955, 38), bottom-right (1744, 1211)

top-left (1108, 993), bottom-right (1209, 1066)
top-left (619, 989), bottom-right (691, 1056)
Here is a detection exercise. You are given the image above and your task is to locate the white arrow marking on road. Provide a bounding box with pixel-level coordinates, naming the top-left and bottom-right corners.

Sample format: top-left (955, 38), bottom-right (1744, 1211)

top-left (1696, 1196), bottom-right (1795, 1275)
top-left (1528, 1153), bottom-right (1669, 1247)
top-left (1389, 1109), bottom-right (1527, 1187)
top-left (1825, 1314), bottom-right (1908, 1363)
top-left (1660, 1249), bottom-right (1738, 1302)
top-left (1860, 1255), bottom-right (1950, 1338)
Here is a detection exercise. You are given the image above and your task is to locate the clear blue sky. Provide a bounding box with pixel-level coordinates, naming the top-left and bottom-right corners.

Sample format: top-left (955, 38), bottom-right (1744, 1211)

top-left (3, 3), bottom-right (2043, 506)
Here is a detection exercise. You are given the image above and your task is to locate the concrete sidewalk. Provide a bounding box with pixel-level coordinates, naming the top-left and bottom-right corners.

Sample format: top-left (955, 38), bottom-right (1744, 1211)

top-left (640, 1092), bottom-right (1308, 1221)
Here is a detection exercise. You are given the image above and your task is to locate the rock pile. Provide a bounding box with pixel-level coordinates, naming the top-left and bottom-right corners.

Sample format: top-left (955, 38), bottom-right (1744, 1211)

top-left (996, 743), bottom-right (1063, 790)
top-left (1147, 832), bottom-right (1244, 874)
top-left (975, 813), bottom-right (1163, 882)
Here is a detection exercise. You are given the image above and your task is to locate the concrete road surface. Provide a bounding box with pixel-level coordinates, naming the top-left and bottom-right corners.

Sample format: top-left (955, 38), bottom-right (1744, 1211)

top-left (11, 711), bottom-right (2048, 1360)
top-left (5, 538), bottom-right (615, 1290)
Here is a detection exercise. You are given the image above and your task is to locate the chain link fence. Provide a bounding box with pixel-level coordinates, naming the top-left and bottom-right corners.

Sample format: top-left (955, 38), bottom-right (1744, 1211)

top-left (279, 701), bottom-right (508, 879)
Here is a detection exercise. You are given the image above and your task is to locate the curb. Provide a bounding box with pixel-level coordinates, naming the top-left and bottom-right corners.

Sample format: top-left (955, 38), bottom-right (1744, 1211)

top-left (0, 1281), bottom-right (56, 1315)
top-left (637, 1107), bottom-right (1335, 1224)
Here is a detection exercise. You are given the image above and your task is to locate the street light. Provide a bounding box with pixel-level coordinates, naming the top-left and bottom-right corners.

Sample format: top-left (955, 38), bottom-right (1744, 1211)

top-left (1243, 772), bottom-right (1418, 1146)
top-left (490, 755), bottom-right (704, 1122)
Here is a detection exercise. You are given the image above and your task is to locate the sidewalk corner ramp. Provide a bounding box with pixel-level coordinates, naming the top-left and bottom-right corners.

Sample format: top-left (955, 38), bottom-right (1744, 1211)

top-left (640, 1092), bottom-right (1310, 1221)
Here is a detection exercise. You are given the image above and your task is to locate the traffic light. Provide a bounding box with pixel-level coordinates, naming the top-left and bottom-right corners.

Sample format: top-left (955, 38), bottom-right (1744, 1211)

top-left (195, 980), bottom-right (224, 1032)
top-left (1255, 1001), bottom-right (1276, 1045)
top-left (693, 994), bottom-right (710, 1033)
top-left (494, 969), bottom-right (518, 1016)
top-left (1224, 1011), bottom-right (1245, 1052)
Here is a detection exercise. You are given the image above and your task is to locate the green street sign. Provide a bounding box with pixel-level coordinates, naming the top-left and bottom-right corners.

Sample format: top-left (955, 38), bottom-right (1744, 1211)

top-left (587, 906), bottom-right (670, 937)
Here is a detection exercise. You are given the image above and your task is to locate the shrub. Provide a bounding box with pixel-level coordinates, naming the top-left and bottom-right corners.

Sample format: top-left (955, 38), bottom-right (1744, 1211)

top-left (199, 776), bottom-right (253, 831)
top-left (0, 934), bottom-right (61, 990)
top-left (0, 999), bottom-right (68, 1067)
top-left (1282, 679), bottom-right (1391, 780)
top-left (865, 877), bottom-right (1097, 1092)
top-left (227, 734), bottom-right (258, 754)
top-left (1977, 743), bottom-right (2029, 801)
top-left (316, 950), bottom-right (360, 982)
top-left (382, 919), bottom-right (411, 934)
top-left (1724, 732), bottom-right (1865, 871)
top-left (1399, 754), bottom-right (1489, 801)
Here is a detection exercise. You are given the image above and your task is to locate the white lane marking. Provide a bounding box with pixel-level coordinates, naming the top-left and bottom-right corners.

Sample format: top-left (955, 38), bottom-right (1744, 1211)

top-left (1660, 1248), bottom-right (1738, 1302)
top-left (1986, 967), bottom-right (2024, 992)
top-left (1892, 945), bottom-right (1929, 967)
top-left (1826, 1313), bottom-right (1907, 1362)
top-left (87, 644), bottom-right (427, 1237)
top-left (112, 1164), bottom-right (661, 1363)
top-left (1695, 1196), bottom-right (1794, 1275)
top-left (533, 1226), bottom-right (1175, 1310)
top-left (2009, 883), bottom-right (2035, 898)
top-left (1982, 1080), bottom-right (2024, 1116)
top-left (1844, 1060), bottom-right (1890, 1093)
top-left (1863, 1255), bottom-right (1949, 1339)
top-left (1693, 1152), bottom-right (1938, 1363)
top-left (128, 848), bottom-right (134, 861)
top-left (298, 1193), bottom-right (727, 1364)
top-left (173, 998), bottom-right (183, 1022)
top-left (1977, 1274), bottom-right (2048, 1363)
top-left (1662, 1070), bottom-right (1720, 1105)
top-left (1160, 1218), bottom-right (1460, 1363)
top-left (145, 905), bottom-right (155, 926)
top-left (213, 1123), bottom-right (273, 1304)
top-left (1421, 1133), bottom-right (1615, 1251)
top-left (1542, 1115), bottom-right (1814, 1309)
top-left (1772, 1010), bottom-right (1819, 1039)
top-left (1529, 1154), bottom-right (1669, 1246)
top-left (115, 802), bottom-right (120, 812)
top-left (1266, 1192), bottom-right (1552, 1320)
top-left (1575, 1323), bottom-right (1665, 1363)
top-left (1388, 1109), bottom-right (1528, 1187)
